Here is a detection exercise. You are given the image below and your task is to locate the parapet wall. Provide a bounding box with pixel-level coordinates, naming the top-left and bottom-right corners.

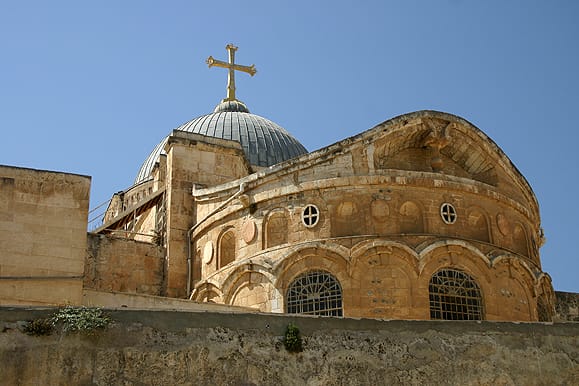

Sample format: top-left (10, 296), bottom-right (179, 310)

top-left (555, 291), bottom-right (579, 322)
top-left (84, 234), bottom-right (164, 295)
top-left (0, 165), bottom-right (90, 306)
top-left (1, 308), bottom-right (577, 385)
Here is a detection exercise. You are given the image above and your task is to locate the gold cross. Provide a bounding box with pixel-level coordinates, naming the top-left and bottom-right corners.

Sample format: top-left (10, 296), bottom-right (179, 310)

top-left (206, 44), bottom-right (256, 102)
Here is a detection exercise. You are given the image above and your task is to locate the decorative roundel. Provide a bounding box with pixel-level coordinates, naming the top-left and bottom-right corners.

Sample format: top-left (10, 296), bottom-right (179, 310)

top-left (241, 220), bottom-right (257, 244)
top-left (301, 204), bottom-right (320, 228)
top-left (440, 203), bottom-right (457, 224)
top-left (202, 241), bottom-right (214, 264)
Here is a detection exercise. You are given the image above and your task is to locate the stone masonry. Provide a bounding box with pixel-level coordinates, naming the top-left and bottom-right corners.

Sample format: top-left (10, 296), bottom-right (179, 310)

top-left (1, 308), bottom-right (577, 385)
top-left (0, 166), bottom-right (90, 306)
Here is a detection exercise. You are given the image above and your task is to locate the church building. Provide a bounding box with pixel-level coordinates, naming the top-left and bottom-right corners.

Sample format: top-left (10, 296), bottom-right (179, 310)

top-left (2, 45), bottom-right (556, 321)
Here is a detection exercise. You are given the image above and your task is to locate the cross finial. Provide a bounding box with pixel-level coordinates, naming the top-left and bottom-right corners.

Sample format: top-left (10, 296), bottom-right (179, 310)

top-left (206, 44), bottom-right (256, 102)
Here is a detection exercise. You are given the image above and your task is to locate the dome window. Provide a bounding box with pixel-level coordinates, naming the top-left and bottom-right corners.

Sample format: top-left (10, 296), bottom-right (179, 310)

top-left (301, 204), bottom-right (320, 228)
top-left (440, 203), bottom-right (457, 224)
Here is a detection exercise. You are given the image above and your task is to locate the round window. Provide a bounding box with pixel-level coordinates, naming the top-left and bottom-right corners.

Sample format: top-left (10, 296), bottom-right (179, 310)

top-left (440, 203), bottom-right (457, 224)
top-left (302, 204), bottom-right (320, 228)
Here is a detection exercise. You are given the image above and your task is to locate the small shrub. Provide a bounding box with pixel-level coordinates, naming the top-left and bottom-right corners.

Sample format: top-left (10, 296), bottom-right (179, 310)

top-left (283, 323), bottom-right (303, 353)
top-left (52, 306), bottom-right (111, 334)
top-left (23, 318), bottom-right (53, 336)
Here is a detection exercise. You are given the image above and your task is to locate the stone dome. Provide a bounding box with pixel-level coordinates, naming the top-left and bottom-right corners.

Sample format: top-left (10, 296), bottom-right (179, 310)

top-left (134, 100), bottom-right (308, 184)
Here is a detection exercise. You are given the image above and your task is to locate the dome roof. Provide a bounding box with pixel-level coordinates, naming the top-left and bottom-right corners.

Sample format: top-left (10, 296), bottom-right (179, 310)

top-left (134, 100), bottom-right (308, 184)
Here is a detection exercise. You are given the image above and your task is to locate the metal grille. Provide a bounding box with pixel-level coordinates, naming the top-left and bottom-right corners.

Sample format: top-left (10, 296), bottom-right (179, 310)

top-left (429, 269), bottom-right (483, 320)
top-left (287, 270), bottom-right (343, 316)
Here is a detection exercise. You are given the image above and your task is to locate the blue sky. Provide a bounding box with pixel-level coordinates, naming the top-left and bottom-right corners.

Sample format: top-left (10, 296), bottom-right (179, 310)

top-left (1, 1), bottom-right (577, 292)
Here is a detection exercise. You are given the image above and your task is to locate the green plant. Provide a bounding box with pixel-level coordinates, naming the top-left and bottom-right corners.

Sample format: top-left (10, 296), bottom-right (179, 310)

top-left (283, 322), bottom-right (303, 353)
top-left (51, 306), bottom-right (111, 334)
top-left (23, 318), bottom-right (53, 336)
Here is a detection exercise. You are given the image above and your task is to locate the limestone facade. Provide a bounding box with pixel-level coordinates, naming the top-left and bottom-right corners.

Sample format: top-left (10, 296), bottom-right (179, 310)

top-left (0, 106), bottom-right (557, 320)
top-left (0, 165), bottom-right (90, 305)
top-left (97, 110), bottom-right (555, 321)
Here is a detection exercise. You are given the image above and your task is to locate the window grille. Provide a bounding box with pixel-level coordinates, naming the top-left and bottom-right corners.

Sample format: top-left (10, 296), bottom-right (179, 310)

top-left (440, 203), bottom-right (457, 224)
top-left (302, 204), bottom-right (320, 228)
top-left (429, 269), bottom-right (483, 320)
top-left (286, 270), bottom-right (343, 316)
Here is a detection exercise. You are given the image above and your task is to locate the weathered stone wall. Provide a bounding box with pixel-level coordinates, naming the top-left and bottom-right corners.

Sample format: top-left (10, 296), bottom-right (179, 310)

top-left (0, 165), bottom-right (90, 306)
top-left (555, 291), bottom-right (579, 322)
top-left (1, 308), bottom-right (577, 385)
top-left (85, 234), bottom-right (164, 295)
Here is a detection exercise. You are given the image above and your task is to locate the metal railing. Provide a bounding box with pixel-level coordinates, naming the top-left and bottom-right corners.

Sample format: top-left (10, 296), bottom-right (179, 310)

top-left (87, 198), bottom-right (111, 231)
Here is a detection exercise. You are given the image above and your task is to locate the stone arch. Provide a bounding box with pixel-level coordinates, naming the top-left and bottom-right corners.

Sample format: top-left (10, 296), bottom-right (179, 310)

top-left (286, 270), bottom-right (343, 316)
top-left (537, 295), bottom-right (551, 322)
top-left (218, 227), bottom-right (236, 269)
top-left (271, 241), bottom-right (351, 273)
top-left (513, 222), bottom-right (530, 257)
top-left (349, 240), bottom-right (419, 276)
top-left (418, 242), bottom-right (492, 319)
top-left (274, 247), bottom-right (349, 288)
top-left (225, 271), bottom-right (275, 312)
top-left (350, 241), bottom-right (420, 319)
top-left (490, 257), bottom-right (536, 321)
top-left (263, 208), bottom-right (289, 249)
top-left (273, 246), bottom-right (350, 316)
top-left (535, 274), bottom-right (555, 322)
top-left (193, 282), bottom-right (223, 303)
top-left (491, 254), bottom-right (537, 287)
top-left (399, 201), bottom-right (424, 234)
top-left (428, 268), bottom-right (484, 320)
top-left (221, 262), bottom-right (277, 300)
top-left (465, 207), bottom-right (491, 243)
top-left (418, 240), bottom-right (492, 271)
top-left (419, 243), bottom-right (492, 283)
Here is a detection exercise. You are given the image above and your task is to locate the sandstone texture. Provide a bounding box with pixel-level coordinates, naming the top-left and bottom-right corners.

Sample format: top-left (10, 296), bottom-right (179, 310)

top-left (1, 308), bottom-right (577, 385)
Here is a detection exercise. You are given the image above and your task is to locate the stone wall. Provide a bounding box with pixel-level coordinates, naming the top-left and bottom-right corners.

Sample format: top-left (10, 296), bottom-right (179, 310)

top-left (0, 308), bottom-right (577, 385)
top-left (85, 234), bottom-right (164, 295)
top-left (82, 289), bottom-right (259, 312)
top-left (0, 165), bottom-right (90, 306)
top-left (555, 291), bottom-right (579, 322)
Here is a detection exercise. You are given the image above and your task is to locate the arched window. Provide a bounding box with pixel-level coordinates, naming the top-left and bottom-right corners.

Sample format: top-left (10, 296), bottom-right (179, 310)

top-left (429, 269), bottom-right (483, 320)
top-left (286, 270), bottom-right (343, 316)
top-left (218, 230), bottom-right (236, 268)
